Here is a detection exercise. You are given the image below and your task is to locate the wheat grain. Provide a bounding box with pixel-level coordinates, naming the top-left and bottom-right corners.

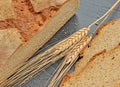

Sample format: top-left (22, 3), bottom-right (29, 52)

top-left (41, 27), bottom-right (89, 57)
top-left (47, 35), bottom-right (92, 87)
top-left (54, 28), bottom-right (89, 53)
top-left (65, 35), bottom-right (92, 64)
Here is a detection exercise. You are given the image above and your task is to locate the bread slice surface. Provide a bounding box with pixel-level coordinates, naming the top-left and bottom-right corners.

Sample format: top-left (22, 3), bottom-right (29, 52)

top-left (61, 45), bottom-right (120, 87)
top-left (61, 19), bottom-right (120, 87)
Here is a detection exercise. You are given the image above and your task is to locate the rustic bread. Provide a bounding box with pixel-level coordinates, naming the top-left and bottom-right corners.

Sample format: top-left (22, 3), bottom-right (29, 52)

top-left (0, 0), bottom-right (79, 84)
top-left (61, 19), bottom-right (120, 86)
top-left (30, 0), bottom-right (68, 12)
top-left (0, 29), bottom-right (22, 68)
top-left (61, 45), bottom-right (120, 87)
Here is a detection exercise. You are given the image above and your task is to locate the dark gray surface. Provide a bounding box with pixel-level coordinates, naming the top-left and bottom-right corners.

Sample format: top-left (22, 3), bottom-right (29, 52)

top-left (23, 0), bottom-right (120, 87)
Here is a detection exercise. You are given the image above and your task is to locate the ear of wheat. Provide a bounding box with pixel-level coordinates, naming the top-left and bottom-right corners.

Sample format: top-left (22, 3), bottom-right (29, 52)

top-left (30, 27), bottom-right (89, 58)
top-left (65, 35), bottom-right (92, 64)
top-left (4, 43), bottom-right (75, 86)
top-left (47, 35), bottom-right (92, 87)
top-left (3, 0), bottom-right (120, 86)
top-left (3, 28), bottom-right (89, 86)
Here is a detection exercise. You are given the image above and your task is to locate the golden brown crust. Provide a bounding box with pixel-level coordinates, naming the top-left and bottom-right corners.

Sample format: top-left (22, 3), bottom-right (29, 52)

top-left (76, 44), bottom-right (120, 78)
top-left (61, 18), bottom-right (120, 87)
top-left (114, 83), bottom-right (120, 87)
top-left (0, 0), bottom-right (62, 42)
top-left (60, 74), bottom-right (71, 87)
top-left (30, 0), bottom-right (68, 12)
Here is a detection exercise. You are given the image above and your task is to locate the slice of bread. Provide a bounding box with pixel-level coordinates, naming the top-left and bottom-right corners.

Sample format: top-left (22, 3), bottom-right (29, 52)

top-left (61, 45), bottom-right (120, 87)
top-left (61, 19), bottom-right (120, 86)
top-left (0, 0), bottom-right (79, 84)
top-left (0, 29), bottom-right (22, 68)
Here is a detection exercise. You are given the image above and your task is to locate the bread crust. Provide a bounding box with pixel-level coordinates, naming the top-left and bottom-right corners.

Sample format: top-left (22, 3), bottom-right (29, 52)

top-left (0, 0), bottom-right (79, 85)
top-left (75, 44), bottom-right (120, 84)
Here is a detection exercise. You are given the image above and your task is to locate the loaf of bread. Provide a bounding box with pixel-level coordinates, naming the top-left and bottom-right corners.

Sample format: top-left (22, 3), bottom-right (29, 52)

top-left (0, 0), bottom-right (79, 84)
top-left (61, 19), bottom-right (120, 87)
top-left (61, 44), bottom-right (120, 87)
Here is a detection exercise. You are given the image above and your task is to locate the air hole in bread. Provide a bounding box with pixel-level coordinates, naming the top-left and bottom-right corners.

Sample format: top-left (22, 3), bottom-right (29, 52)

top-left (112, 57), bottom-right (115, 60)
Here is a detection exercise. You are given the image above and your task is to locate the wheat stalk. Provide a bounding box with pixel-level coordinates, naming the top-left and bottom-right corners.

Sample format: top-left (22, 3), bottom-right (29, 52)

top-left (47, 35), bottom-right (92, 87)
top-left (37, 27), bottom-right (89, 58)
top-left (3, 28), bottom-right (89, 86)
top-left (5, 42), bottom-right (76, 86)
top-left (18, 27), bottom-right (89, 70)
top-left (54, 28), bottom-right (89, 54)
top-left (88, 0), bottom-right (120, 28)
top-left (47, 1), bottom-right (120, 86)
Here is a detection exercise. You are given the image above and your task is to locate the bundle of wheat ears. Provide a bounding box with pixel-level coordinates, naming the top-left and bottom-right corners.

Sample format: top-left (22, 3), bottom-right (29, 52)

top-left (2, 0), bottom-right (120, 86)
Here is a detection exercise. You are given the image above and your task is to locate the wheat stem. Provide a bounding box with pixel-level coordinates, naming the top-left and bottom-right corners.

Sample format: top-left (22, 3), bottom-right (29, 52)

top-left (4, 28), bottom-right (88, 85)
top-left (18, 28), bottom-right (88, 72)
top-left (88, 0), bottom-right (120, 28)
top-left (4, 40), bottom-right (78, 86)
top-left (47, 35), bottom-right (92, 87)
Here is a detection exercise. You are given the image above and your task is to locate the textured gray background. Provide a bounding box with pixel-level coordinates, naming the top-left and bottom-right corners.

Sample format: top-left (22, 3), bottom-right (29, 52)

top-left (23, 0), bottom-right (120, 87)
